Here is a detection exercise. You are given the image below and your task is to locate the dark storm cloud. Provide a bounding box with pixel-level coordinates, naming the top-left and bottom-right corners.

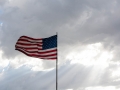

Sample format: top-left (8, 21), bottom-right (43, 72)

top-left (0, 0), bottom-right (119, 58)
top-left (0, 0), bottom-right (7, 6)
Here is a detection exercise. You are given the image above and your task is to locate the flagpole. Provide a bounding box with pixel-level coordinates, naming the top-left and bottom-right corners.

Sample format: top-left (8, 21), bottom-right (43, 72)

top-left (56, 32), bottom-right (58, 90)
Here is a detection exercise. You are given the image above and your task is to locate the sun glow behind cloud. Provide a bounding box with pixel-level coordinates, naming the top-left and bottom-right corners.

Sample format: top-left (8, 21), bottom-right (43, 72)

top-left (112, 67), bottom-right (120, 77)
top-left (66, 43), bottom-right (113, 68)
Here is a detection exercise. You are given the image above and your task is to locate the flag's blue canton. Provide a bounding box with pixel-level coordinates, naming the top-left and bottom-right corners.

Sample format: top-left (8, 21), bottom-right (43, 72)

top-left (42, 35), bottom-right (57, 50)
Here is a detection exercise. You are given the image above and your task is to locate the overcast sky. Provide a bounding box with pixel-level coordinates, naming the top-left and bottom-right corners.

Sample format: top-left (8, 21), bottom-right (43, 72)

top-left (0, 0), bottom-right (120, 90)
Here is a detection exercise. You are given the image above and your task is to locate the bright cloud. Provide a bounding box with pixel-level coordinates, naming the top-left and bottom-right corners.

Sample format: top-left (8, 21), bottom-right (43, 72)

top-left (66, 43), bottom-right (113, 68)
top-left (85, 86), bottom-right (117, 90)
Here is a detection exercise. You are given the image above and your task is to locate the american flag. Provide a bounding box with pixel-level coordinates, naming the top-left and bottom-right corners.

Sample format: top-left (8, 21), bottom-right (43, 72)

top-left (15, 35), bottom-right (57, 60)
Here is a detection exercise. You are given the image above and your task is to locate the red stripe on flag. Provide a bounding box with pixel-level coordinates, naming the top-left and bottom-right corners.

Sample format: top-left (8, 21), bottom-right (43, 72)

top-left (21, 36), bottom-right (42, 40)
top-left (18, 38), bottom-right (42, 43)
top-left (17, 48), bottom-right (57, 54)
top-left (16, 48), bottom-right (57, 60)
top-left (16, 43), bottom-right (42, 46)
top-left (16, 48), bottom-right (57, 55)
top-left (15, 46), bottom-right (42, 50)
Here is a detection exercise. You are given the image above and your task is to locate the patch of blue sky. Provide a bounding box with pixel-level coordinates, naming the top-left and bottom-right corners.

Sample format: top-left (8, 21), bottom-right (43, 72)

top-left (0, 9), bottom-right (3, 26)
top-left (0, 9), bottom-right (3, 14)
top-left (0, 22), bottom-right (3, 26)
